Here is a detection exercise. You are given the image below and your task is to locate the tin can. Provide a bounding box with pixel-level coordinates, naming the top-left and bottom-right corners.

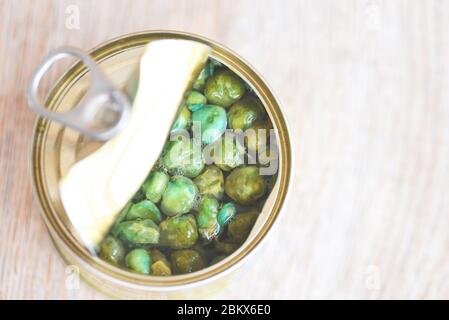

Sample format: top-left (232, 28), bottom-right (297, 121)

top-left (30, 30), bottom-right (292, 299)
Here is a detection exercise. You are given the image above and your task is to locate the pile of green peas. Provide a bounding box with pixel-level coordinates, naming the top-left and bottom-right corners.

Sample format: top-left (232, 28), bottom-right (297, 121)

top-left (98, 58), bottom-right (277, 276)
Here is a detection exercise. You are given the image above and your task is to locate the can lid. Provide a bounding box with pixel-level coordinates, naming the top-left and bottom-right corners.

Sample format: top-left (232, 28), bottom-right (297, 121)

top-left (27, 46), bottom-right (131, 141)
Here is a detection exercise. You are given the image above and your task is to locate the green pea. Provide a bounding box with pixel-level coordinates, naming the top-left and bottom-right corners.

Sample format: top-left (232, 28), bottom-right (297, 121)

top-left (186, 90), bottom-right (207, 112)
top-left (193, 165), bottom-right (224, 200)
top-left (171, 249), bottom-right (205, 274)
top-left (171, 105), bottom-right (191, 133)
top-left (98, 235), bottom-right (125, 265)
top-left (149, 248), bottom-right (170, 265)
top-left (213, 240), bottom-right (238, 254)
top-left (193, 65), bottom-right (210, 91)
top-left (125, 200), bottom-right (162, 224)
top-left (159, 214), bottom-right (198, 249)
top-left (142, 171), bottom-right (169, 203)
top-left (191, 105), bottom-right (227, 145)
top-left (227, 96), bottom-right (264, 131)
top-left (161, 176), bottom-right (199, 216)
top-left (151, 260), bottom-right (172, 276)
top-left (125, 248), bottom-right (151, 274)
top-left (204, 69), bottom-right (245, 107)
top-left (227, 212), bottom-right (258, 244)
top-left (224, 166), bottom-right (266, 205)
top-left (148, 249), bottom-right (173, 275)
top-left (217, 202), bottom-right (236, 228)
top-left (210, 255), bottom-right (227, 265)
top-left (212, 134), bottom-right (245, 171)
top-left (115, 219), bottom-right (159, 245)
top-left (161, 138), bottom-right (204, 178)
top-left (191, 243), bottom-right (215, 262)
top-left (148, 249), bottom-right (172, 276)
top-left (197, 195), bottom-right (220, 241)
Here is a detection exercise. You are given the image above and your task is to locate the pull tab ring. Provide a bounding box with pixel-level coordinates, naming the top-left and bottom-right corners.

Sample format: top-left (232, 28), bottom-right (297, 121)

top-left (27, 46), bottom-right (131, 141)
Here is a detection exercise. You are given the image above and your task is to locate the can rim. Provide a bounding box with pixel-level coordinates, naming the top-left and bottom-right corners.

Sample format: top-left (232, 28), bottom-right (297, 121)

top-left (30, 30), bottom-right (292, 290)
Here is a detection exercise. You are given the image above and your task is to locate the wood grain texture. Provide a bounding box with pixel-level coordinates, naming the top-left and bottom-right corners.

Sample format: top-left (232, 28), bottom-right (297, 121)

top-left (1, 0), bottom-right (449, 299)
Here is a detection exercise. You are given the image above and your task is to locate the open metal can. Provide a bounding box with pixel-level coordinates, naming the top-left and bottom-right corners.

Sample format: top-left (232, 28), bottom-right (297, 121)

top-left (30, 31), bottom-right (292, 299)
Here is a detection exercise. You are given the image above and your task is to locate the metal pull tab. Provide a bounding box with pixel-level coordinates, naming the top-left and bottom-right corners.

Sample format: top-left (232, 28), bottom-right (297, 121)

top-left (27, 46), bottom-right (131, 141)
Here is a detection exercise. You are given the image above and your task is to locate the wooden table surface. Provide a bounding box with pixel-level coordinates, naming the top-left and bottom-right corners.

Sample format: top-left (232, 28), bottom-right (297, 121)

top-left (2, 0), bottom-right (449, 299)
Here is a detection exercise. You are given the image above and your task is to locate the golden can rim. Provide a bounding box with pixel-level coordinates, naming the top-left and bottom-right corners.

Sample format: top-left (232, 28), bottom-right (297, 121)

top-left (30, 30), bottom-right (292, 290)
